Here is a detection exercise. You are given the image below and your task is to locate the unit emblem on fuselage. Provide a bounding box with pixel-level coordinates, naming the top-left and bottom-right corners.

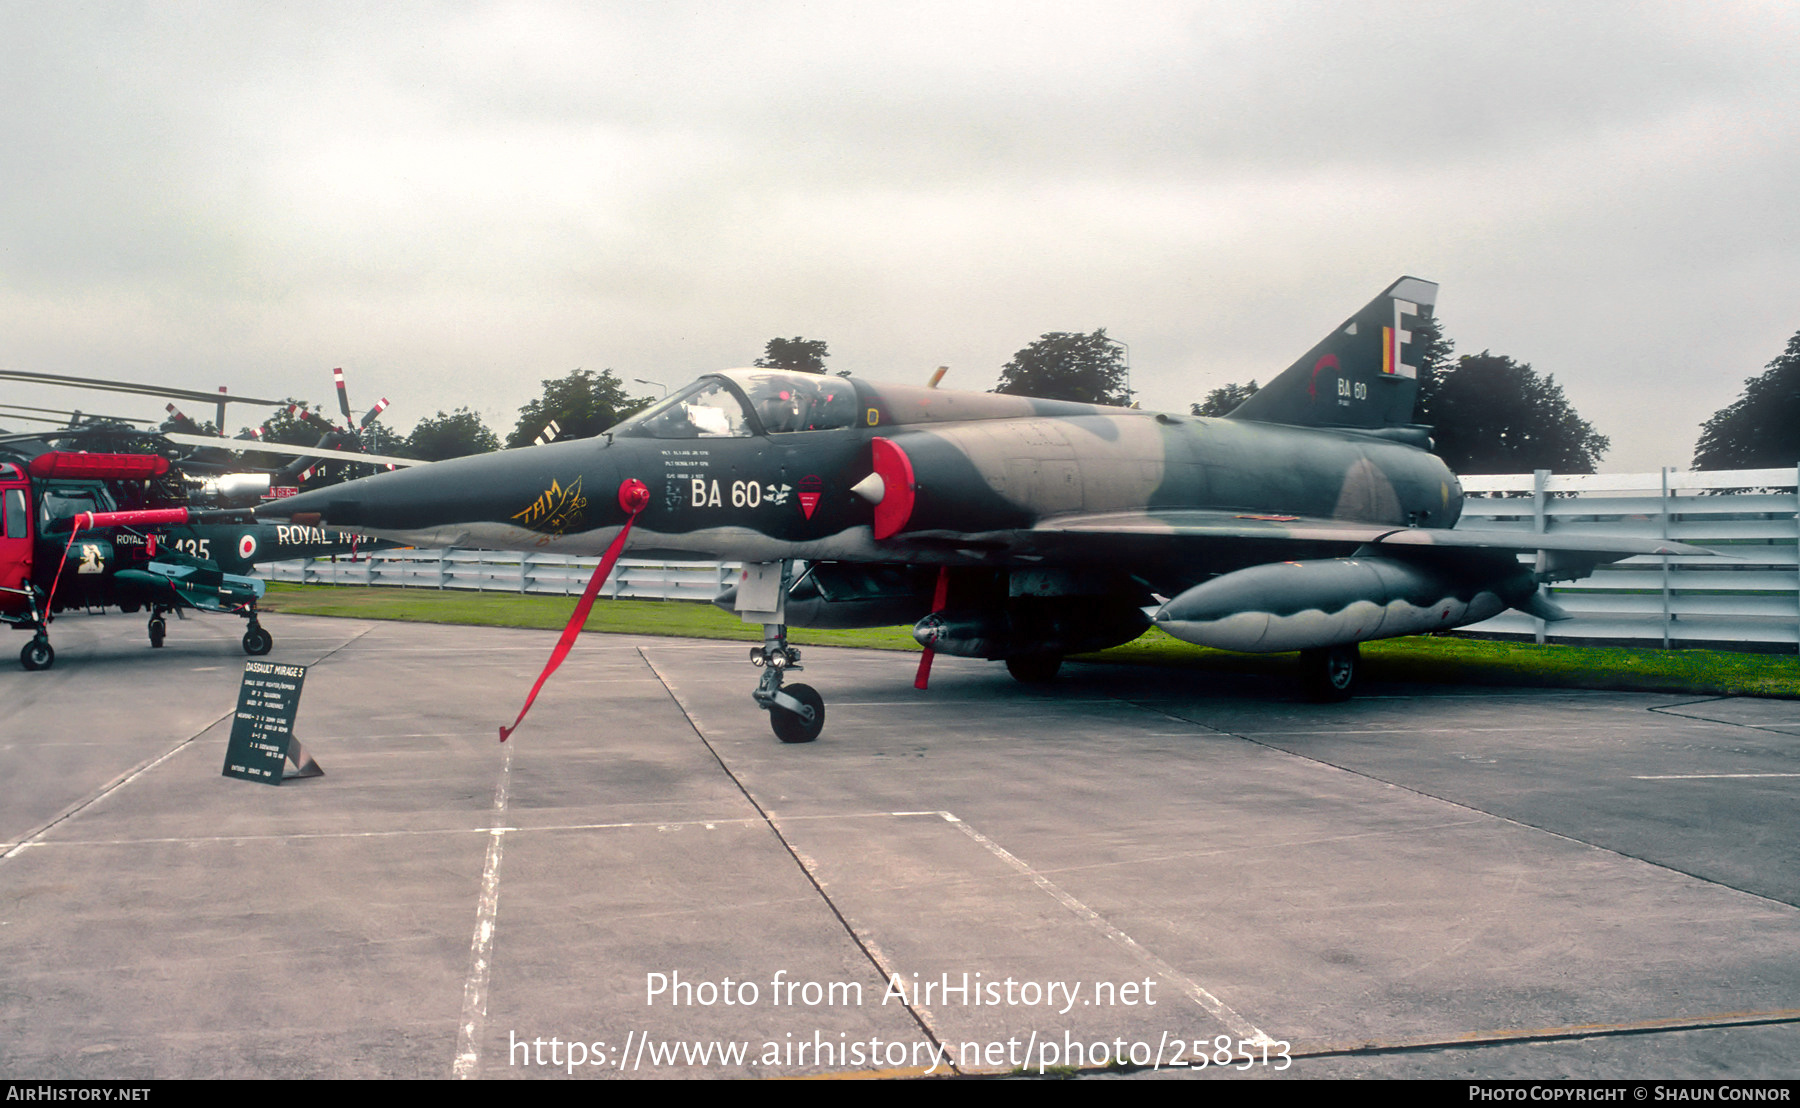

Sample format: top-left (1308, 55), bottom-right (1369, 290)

top-left (512, 477), bottom-right (589, 536)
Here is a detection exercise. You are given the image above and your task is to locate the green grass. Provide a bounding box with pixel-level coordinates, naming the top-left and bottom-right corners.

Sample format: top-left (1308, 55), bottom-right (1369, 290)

top-left (258, 582), bottom-right (921, 650)
top-left (259, 582), bottom-right (1800, 699)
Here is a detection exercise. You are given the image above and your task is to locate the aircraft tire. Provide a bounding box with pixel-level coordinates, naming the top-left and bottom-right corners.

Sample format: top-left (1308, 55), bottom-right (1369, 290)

top-left (21, 639), bottom-right (53, 671)
top-left (1005, 654), bottom-right (1063, 684)
top-left (243, 626), bottom-right (273, 656)
top-left (770, 683), bottom-right (824, 744)
top-left (148, 618), bottom-right (166, 648)
top-left (1301, 643), bottom-right (1359, 702)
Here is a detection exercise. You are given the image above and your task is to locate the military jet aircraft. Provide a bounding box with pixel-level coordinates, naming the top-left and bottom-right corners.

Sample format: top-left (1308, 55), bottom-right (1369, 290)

top-left (258, 278), bottom-right (1706, 743)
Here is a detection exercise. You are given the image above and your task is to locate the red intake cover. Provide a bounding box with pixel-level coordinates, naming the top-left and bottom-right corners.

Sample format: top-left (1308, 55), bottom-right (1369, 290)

top-left (870, 437), bottom-right (916, 540)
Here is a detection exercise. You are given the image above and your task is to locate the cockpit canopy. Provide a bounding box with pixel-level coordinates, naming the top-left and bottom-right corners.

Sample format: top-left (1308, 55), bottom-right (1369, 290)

top-left (38, 483), bottom-right (117, 533)
top-left (613, 371), bottom-right (859, 439)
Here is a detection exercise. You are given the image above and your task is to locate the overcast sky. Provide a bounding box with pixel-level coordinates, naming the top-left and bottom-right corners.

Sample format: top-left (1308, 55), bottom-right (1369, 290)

top-left (3, 1), bottom-right (1797, 470)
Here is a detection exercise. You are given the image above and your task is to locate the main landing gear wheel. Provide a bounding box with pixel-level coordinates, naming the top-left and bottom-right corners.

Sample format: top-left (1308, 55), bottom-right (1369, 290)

top-left (770, 683), bottom-right (824, 744)
top-left (242, 625), bottom-right (273, 656)
top-left (148, 616), bottom-right (166, 649)
top-left (20, 638), bottom-right (53, 671)
top-left (1005, 653), bottom-right (1063, 684)
top-left (1300, 643), bottom-right (1359, 702)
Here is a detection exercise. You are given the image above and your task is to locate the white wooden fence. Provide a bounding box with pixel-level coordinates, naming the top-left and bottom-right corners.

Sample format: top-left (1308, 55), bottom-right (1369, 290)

top-left (259, 464), bottom-right (1800, 651)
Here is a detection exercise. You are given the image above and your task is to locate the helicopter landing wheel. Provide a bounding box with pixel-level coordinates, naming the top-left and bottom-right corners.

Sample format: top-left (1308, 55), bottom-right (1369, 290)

top-left (148, 616), bottom-right (166, 649)
top-left (242, 625), bottom-right (273, 656)
top-left (20, 638), bottom-right (53, 671)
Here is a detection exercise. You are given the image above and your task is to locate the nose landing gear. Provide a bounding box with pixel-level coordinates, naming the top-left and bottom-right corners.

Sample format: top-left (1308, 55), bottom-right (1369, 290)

top-left (750, 622), bottom-right (823, 743)
top-left (738, 561), bottom-right (825, 744)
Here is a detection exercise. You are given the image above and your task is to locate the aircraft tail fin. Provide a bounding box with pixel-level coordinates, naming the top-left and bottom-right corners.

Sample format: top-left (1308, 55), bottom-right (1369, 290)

top-left (1226, 276), bottom-right (1438, 430)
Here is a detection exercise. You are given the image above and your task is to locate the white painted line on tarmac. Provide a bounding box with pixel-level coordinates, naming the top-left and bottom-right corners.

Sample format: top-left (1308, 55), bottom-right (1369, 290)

top-left (453, 740), bottom-right (513, 1080)
top-left (939, 811), bottom-right (1277, 1049)
top-left (21, 815), bottom-right (774, 850)
top-left (1632, 773), bottom-right (1800, 780)
top-left (1239, 726), bottom-right (1608, 736)
top-left (1, 713), bottom-right (228, 863)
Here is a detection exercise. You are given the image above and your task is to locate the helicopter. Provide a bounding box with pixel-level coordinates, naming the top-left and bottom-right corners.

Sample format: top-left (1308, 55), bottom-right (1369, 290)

top-left (1, 368), bottom-right (422, 670)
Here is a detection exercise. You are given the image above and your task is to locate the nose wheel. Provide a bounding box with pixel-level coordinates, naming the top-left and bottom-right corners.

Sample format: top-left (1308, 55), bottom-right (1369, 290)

top-left (769, 682), bottom-right (824, 744)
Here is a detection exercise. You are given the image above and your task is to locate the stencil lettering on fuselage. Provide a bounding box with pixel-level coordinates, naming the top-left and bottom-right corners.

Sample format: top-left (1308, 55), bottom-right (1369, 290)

top-left (661, 448), bottom-right (710, 510)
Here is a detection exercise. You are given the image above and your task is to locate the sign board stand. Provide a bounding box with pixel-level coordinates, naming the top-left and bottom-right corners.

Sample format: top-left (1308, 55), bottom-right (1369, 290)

top-left (222, 660), bottom-right (323, 784)
top-left (282, 738), bottom-right (323, 780)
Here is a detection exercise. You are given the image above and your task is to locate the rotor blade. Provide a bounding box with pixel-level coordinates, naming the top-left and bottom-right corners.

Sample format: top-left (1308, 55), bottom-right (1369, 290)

top-left (359, 397), bottom-right (390, 430)
top-left (0, 403), bottom-right (155, 425)
top-left (163, 403), bottom-right (207, 434)
top-left (0, 410), bottom-right (152, 428)
top-left (0, 369), bottom-right (286, 407)
top-left (293, 404), bottom-right (337, 434)
top-left (0, 425), bottom-right (162, 447)
top-left (160, 431), bottom-right (427, 467)
top-left (0, 411), bottom-right (80, 426)
top-left (333, 367), bottom-right (353, 425)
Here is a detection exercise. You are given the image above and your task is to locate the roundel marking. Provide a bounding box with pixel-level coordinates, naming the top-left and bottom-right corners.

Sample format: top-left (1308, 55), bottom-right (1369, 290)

top-left (1307, 353), bottom-right (1340, 400)
top-left (239, 533), bottom-right (257, 560)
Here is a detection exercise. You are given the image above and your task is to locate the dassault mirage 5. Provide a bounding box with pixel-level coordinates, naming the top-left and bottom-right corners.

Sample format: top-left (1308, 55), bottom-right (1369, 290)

top-left (259, 278), bottom-right (1705, 743)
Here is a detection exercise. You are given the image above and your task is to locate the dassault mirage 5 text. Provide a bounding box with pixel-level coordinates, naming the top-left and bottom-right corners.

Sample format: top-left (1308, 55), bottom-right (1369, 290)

top-left (260, 278), bottom-right (1705, 743)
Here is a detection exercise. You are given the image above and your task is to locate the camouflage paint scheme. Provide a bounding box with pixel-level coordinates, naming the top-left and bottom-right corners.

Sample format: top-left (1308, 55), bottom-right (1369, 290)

top-left (259, 278), bottom-right (1708, 736)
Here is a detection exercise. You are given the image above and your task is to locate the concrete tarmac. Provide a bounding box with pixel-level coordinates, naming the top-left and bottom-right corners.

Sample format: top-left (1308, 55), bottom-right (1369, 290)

top-left (2, 611), bottom-right (1797, 1080)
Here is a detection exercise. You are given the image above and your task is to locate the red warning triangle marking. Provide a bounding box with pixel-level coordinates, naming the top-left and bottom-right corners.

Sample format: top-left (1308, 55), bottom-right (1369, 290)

top-left (798, 475), bottom-right (823, 520)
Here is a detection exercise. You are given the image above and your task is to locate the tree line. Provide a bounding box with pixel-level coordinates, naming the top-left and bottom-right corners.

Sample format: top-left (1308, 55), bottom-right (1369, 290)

top-left (252, 319), bottom-right (1798, 481)
top-left (997, 314), bottom-right (1796, 474)
top-left (1188, 315), bottom-right (1616, 475)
